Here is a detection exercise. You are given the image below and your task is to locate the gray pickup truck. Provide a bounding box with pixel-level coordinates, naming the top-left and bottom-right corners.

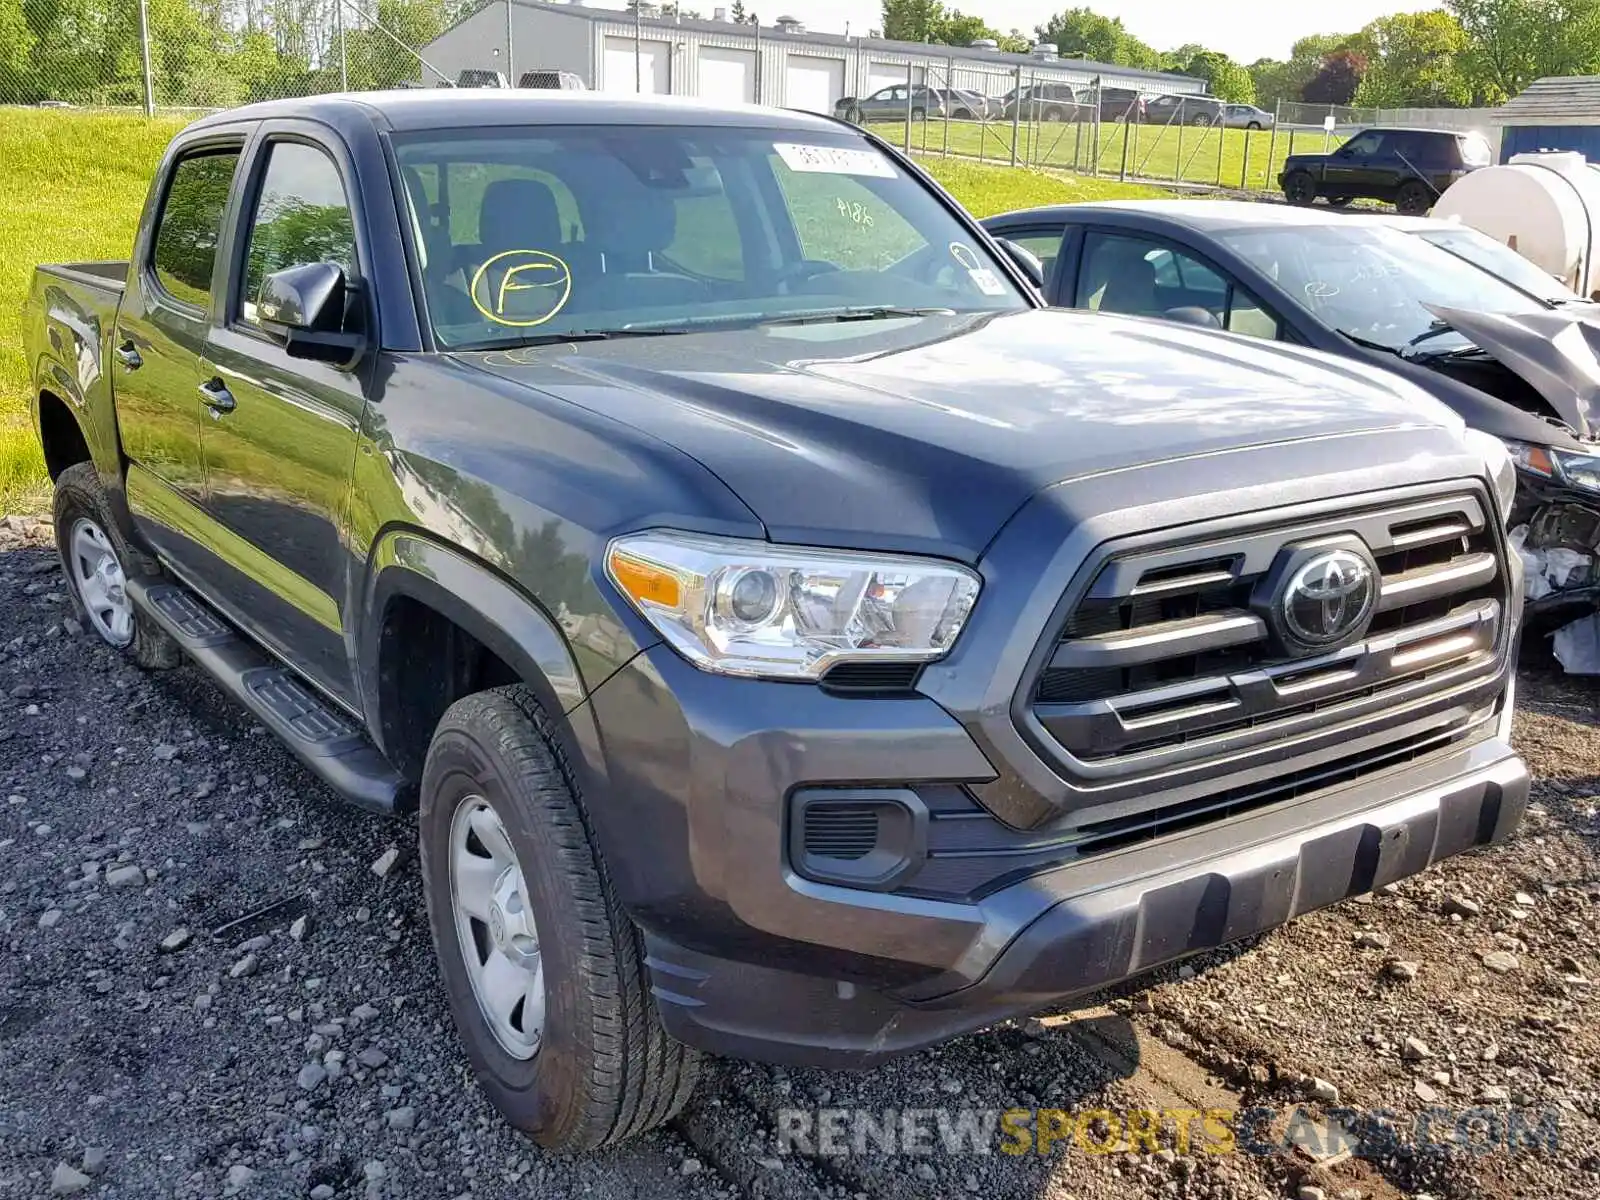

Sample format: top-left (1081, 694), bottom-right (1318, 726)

top-left (24, 90), bottom-right (1528, 1152)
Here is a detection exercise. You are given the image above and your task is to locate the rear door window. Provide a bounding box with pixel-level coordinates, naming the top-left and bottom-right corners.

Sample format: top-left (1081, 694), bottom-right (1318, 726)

top-left (1077, 231), bottom-right (1279, 339)
top-left (150, 150), bottom-right (242, 309)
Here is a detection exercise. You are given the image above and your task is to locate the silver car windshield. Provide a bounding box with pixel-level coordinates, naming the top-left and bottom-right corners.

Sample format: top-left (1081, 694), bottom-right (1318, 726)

top-left (393, 126), bottom-right (1028, 348)
top-left (1217, 223), bottom-right (1547, 351)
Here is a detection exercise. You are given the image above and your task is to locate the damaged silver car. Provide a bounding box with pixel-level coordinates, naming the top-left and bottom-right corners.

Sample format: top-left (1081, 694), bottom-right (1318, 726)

top-left (979, 201), bottom-right (1600, 654)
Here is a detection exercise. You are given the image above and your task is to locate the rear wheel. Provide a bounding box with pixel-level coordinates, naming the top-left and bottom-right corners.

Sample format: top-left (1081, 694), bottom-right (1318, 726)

top-left (1246, 121), bottom-right (1263, 130)
top-left (1042, 105), bottom-right (1064, 122)
top-left (1395, 180), bottom-right (1433, 216)
top-left (1191, 112), bottom-right (1212, 126)
top-left (911, 107), bottom-right (926, 121)
top-left (1283, 171), bottom-right (1317, 206)
top-left (420, 686), bottom-right (700, 1152)
top-left (52, 462), bottom-right (179, 670)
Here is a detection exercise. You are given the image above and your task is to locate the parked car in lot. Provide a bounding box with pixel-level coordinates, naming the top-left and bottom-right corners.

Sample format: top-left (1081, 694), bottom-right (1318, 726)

top-left (982, 198), bottom-right (1600, 624)
top-left (24, 92), bottom-right (1527, 1154)
top-left (835, 84), bottom-right (979, 121)
top-left (1145, 93), bottom-right (1226, 126)
top-left (1095, 85), bottom-right (1147, 123)
top-left (1222, 103), bottom-right (1275, 129)
top-left (518, 68), bottom-right (586, 89)
top-left (1281, 126), bottom-right (1495, 215)
top-left (999, 82), bottom-right (1084, 122)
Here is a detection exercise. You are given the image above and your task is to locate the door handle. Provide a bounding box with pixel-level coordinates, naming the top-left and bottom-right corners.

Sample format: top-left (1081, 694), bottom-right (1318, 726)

top-left (198, 377), bottom-right (236, 416)
top-left (114, 340), bottom-right (142, 370)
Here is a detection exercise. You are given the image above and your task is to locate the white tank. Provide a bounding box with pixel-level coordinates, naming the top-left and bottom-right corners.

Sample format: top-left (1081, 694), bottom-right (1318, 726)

top-left (1434, 151), bottom-right (1600, 300)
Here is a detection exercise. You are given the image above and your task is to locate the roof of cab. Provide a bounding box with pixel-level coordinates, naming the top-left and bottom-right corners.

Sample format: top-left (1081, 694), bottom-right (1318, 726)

top-left (187, 89), bottom-right (855, 134)
top-left (986, 199), bottom-right (1458, 234)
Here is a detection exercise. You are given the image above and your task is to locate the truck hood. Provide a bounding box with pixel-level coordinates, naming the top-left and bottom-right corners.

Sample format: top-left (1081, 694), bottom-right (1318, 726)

top-left (1426, 304), bottom-right (1600, 440)
top-left (461, 309), bottom-right (1463, 560)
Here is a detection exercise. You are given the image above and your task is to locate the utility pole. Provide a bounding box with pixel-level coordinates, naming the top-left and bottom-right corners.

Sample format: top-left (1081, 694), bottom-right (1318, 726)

top-left (137, 0), bottom-right (155, 115)
top-left (337, 0), bottom-right (348, 91)
top-left (506, 0), bottom-right (516, 86)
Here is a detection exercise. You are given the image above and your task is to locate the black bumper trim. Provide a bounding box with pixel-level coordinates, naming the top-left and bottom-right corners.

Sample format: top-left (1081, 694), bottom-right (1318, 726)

top-left (647, 752), bottom-right (1528, 1069)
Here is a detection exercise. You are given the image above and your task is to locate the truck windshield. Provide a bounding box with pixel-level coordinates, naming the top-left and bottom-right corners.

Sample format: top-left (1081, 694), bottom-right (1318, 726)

top-left (1216, 223), bottom-right (1547, 353)
top-left (393, 126), bottom-right (1028, 348)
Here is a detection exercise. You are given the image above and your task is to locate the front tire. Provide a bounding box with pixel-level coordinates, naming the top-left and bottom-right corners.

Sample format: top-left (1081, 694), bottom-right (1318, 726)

top-left (1283, 170), bottom-right (1317, 206)
top-left (52, 462), bottom-right (179, 670)
top-left (420, 686), bottom-right (699, 1152)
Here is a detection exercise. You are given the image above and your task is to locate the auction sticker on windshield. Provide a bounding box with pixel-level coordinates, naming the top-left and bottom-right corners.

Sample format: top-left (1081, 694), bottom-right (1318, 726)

top-left (775, 143), bottom-right (897, 178)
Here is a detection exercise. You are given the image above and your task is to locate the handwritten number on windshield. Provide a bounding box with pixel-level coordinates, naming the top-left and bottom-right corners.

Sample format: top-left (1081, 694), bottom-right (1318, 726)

top-left (835, 197), bottom-right (875, 229)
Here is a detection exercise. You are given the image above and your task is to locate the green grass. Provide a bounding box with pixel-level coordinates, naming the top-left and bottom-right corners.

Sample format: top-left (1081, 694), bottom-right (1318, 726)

top-left (871, 117), bottom-right (1344, 193)
top-left (0, 108), bottom-right (191, 513)
top-left (0, 109), bottom-right (1181, 515)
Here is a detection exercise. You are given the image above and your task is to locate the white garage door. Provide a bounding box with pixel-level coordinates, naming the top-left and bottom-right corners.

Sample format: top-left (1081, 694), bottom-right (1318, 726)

top-left (698, 45), bottom-right (755, 104)
top-left (866, 62), bottom-right (922, 95)
top-left (785, 55), bottom-right (844, 114)
top-left (603, 36), bottom-right (669, 94)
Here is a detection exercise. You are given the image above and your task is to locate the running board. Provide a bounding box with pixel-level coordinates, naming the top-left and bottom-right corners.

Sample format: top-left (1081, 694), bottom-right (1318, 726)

top-left (128, 579), bottom-right (411, 815)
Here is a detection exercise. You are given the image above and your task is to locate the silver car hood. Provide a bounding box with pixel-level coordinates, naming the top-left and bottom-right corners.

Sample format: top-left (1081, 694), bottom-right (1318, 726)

top-left (1427, 304), bottom-right (1600, 439)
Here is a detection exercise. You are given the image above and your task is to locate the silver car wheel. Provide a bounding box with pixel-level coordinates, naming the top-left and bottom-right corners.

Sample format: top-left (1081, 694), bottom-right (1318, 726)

top-left (450, 795), bottom-right (545, 1060)
top-left (69, 517), bottom-right (134, 647)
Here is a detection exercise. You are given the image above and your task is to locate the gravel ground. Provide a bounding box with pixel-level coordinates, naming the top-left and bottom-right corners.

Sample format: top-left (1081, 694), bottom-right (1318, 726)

top-left (3, 523), bottom-right (1598, 1200)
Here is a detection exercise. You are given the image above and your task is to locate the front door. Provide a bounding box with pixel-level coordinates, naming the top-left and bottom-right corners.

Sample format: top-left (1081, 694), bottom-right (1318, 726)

top-left (198, 132), bottom-right (369, 706)
top-left (1323, 129), bottom-right (1386, 193)
top-left (117, 144), bottom-right (243, 574)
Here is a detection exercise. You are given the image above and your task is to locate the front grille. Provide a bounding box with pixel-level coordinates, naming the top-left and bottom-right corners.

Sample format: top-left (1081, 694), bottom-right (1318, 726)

top-left (1028, 490), bottom-right (1507, 778)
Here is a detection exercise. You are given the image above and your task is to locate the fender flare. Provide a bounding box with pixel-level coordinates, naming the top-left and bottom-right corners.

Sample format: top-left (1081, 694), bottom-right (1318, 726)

top-left (357, 531), bottom-right (611, 799)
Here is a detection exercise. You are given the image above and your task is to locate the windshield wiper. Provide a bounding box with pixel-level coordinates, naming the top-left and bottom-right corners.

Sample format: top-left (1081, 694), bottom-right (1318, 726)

top-left (1338, 329), bottom-right (1401, 355)
top-left (449, 329), bottom-right (688, 352)
top-left (758, 305), bottom-right (957, 327)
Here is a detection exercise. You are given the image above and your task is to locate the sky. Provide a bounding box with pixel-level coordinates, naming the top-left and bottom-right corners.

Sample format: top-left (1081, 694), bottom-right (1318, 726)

top-left (746, 0), bottom-right (1438, 63)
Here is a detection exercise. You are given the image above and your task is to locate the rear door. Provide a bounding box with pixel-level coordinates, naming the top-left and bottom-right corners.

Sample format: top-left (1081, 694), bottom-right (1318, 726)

top-left (1073, 228), bottom-right (1282, 339)
top-left (197, 125), bottom-right (370, 705)
top-left (117, 137), bottom-right (244, 571)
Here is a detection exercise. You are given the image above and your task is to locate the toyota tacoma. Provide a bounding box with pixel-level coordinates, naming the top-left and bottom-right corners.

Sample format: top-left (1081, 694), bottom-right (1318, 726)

top-left (23, 91), bottom-right (1529, 1151)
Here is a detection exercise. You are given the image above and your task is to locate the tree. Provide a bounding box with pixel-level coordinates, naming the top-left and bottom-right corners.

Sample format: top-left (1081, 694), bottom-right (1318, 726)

top-left (1034, 6), bottom-right (1158, 67)
top-left (1302, 49), bottom-right (1368, 104)
top-left (995, 29), bottom-right (1030, 52)
top-left (1166, 48), bottom-right (1256, 102)
top-left (1448, 0), bottom-right (1600, 102)
top-left (1353, 9), bottom-right (1471, 107)
top-left (881, 0), bottom-right (945, 41)
top-left (730, 0), bottom-right (747, 19)
top-left (1249, 31), bottom-right (1365, 110)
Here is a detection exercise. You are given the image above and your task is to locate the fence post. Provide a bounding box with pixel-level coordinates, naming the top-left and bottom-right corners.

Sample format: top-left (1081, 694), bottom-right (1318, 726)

top-left (338, 0), bottom-right (349, 91)
top-left (1240, 129), bottom-right (1251, 189)
top-left (1175, 114), bottom-right (1184, 182)
top-left (904, 62), bottom-right (914, 152)
top-left (753, 22), bottom-right (761, 104)
top-left (137, 0), bottom-right (155, 115)
top-left (1119, 117), bottom-right (1130, 180)
top-left (1265, 101), bottom-right (1280, 193)
top-left (1215, 116), bottom-right (1224, 187)
top-left (943, 56), bottom-right (954, 157)
top-left (1009, 64), bottom-right (1022, 167)
top-left (634, 3), bottom-right (642, 92)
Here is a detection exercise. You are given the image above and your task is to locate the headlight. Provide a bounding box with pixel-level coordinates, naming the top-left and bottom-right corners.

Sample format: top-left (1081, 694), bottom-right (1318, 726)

top-left (1503, 438), bottom-right (1600, 496)
top-left (1466, 429), bottom-right (1516, 520)
top-left (606, 532), bottom-right (981, 680)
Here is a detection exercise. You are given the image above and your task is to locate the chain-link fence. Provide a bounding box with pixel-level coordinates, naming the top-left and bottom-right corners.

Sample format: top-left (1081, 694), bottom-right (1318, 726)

top-left (839, 64), bottom-right (1316, 192)
top-left (1, 0), bottom-right (1505, 191)
top-left (1, 0), bottom-right (453, 112)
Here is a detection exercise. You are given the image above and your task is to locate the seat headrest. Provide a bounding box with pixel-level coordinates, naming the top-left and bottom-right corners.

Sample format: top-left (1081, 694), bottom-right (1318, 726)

top-left (478, 178), bottom-right (564, 252)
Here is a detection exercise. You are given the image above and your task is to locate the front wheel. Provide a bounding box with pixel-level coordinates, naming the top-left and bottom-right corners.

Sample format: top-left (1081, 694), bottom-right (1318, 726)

top-left (1283, 171), bottom-right (1317, 206)
top-left (911, 107), bottom-right (926, 121)
top-left (1395, 180), bottom-right (1433, 216)
top-left (52, 462), bottom-right (179, 669)
top-left (420, 686), bottom-right (700, 1152)
top-left (1246, 121), bottom-right (1263, 130)
top-left (1191, 112), bottom-right (1212, 126)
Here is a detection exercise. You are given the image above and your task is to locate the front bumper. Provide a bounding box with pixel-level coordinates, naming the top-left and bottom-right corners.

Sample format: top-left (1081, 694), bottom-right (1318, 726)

top-left (641, 735), bottom-right (1526, 1068)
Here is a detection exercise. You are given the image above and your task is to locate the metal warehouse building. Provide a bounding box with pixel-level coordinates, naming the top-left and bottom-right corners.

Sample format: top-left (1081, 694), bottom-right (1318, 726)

top-left (1494, 75), bottom-right (1600, 161)
top-left (417, 0), bottom-right (1205, 113)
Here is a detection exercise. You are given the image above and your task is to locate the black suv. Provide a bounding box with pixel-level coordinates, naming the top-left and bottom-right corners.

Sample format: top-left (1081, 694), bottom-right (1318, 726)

top-left (1281, 126), bottom-right (1494, 215)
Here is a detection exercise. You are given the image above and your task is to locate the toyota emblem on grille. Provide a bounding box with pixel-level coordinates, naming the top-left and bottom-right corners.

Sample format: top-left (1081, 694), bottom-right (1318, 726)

top-left (1281, 549), bottom-right (1377, 648)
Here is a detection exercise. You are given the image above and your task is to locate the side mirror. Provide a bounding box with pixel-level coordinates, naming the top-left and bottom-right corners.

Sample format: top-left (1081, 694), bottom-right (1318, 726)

top-left (996, 238), bottom-right (1045, 289)
top-left (257, 262), bottom-right (366, 370)
top-left (1163, 306), bottom-right (1221, 329)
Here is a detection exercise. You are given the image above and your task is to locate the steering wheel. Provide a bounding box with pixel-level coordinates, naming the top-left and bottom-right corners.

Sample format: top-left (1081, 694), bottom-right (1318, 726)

top-left (773, 260), bottom-right (841, 293)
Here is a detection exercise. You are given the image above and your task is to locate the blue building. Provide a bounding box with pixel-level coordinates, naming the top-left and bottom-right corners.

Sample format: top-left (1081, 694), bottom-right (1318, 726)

top-left (1494, 75), bottom-right (1600, 162)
